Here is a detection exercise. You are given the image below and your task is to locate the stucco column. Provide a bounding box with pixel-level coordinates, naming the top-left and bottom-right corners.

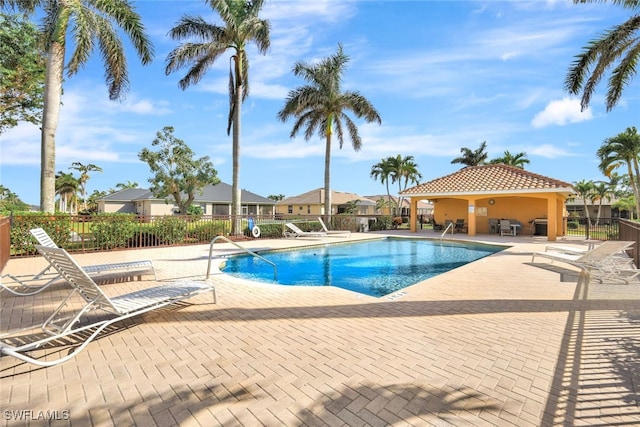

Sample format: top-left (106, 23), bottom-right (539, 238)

top-left (547, 196), bottom-right (557, 241)
top-left (468, 199), bottom-right (476, 236)
top-left (410, 197), bottom-right (417, 232)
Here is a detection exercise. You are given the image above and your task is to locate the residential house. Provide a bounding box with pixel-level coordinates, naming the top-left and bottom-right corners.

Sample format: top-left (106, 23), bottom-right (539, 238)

top-left (365, 194), bottom-right (434, 218)
top-left (97, 182), bottom-right (275, 217)
top-left (566, 196), bottom-right (629, 220)
top-left (275, 188), bottom-right (377, 217)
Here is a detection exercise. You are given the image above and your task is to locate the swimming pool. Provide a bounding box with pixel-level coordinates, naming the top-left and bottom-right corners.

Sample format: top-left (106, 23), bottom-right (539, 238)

top-left (221, 238), bottom-right (505, 297)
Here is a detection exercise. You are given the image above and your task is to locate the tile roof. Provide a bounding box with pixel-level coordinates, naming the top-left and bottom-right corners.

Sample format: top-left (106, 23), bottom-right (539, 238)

top-left (98, 183), bottom-right (273, 204)
top-left (400, 164), bottom-right (575, 197)
top-left (278, 188), bottom-right (376, 205)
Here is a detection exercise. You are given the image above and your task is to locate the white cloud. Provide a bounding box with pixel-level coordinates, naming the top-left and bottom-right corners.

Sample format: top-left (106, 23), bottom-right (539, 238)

top-left (531, 98), bottom-right (593, 128)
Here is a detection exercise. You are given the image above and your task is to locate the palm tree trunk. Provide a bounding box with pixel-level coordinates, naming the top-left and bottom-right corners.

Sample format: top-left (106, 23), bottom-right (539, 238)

top-left (231, 83), bottom-right (242, 235)
top-left (41, 42), bottom-right (64, 213)
top-left (385, 182), bottom-right (391, 216)
top-left (324, 133), bottom-right (332, 224)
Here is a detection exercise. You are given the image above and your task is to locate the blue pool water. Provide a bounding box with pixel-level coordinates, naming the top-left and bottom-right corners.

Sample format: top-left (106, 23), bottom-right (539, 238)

top-left (221, 238), bottom-right (505, 297)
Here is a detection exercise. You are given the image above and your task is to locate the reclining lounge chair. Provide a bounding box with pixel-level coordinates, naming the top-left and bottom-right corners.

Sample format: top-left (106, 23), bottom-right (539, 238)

top-left (317, 217), bottom-right (351, 237)
top-left (284, 223), bottom-right (326, 239)
top-left (1, 228), bottom-right (156, 296)
top-left (531, 240), bottom-right (639, 284)
top-left (0, 245), bottom-right (216, 366)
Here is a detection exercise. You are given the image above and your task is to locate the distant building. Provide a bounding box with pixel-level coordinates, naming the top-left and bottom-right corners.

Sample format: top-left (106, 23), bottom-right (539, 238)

top-left (97, 182), bottom-right (275, 216)
top-left (365, 194), bottom-right (433, 217)
top-left (275, 188), bottom-right (377, 216)
top-left (566, 196), bottom-right (629, 219)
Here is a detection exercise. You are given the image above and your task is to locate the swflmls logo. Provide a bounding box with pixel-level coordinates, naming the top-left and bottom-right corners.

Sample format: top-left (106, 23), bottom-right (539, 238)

top-left (3, 410), bottom-right (71, 421)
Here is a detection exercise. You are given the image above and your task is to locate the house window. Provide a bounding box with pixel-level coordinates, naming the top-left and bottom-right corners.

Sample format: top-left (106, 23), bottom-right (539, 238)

top-left (307, 205), bottom-right (311, 214)
top-left (288, 205), bottom-right (293, 214)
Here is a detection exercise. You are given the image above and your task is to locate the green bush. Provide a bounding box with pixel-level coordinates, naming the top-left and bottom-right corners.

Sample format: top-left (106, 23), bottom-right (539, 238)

top-left (188, 220), bottom-right (230, 242)
top-left (91, 213), bottom-right (138, 250)
top-left (10, 212), bottom-right (72, 255)
top-left (567, 221), bottom-right (579, 230)
top-left (370, 216), bottom-right (392, 231)
top-left (152, 216), bottom-right (187, 245)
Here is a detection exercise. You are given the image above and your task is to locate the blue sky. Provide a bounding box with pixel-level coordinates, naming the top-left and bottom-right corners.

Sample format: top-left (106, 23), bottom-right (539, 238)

top-left (1, 0), bottom-right (638, 206)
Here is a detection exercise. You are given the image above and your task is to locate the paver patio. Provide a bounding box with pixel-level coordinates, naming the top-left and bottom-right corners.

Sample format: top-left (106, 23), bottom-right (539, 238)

top-left (1, 231), bottom-right (639, 426)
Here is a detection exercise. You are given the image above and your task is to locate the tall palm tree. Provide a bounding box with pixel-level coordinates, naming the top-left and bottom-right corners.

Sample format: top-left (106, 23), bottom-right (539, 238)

top-left (565, 0), bottom-right (640, 111)
top-left (451, 141), bottom-right (489, 167)
top-left (370, 157), bottom-right (395, 215)
top-left (1, 0), bottom-right (154, 213)
top-left (388, 154), bottom-right (422, 215)
top-left (591, 181), bottom-right (613, 224)
top-left (278, 44), bottom-right (382, 223)
top-left (69, 162), bottom-right (102, 212)
top-left (55, 171), bottom-right (78, 213)
top-left (573, 179), bottom-right (595, 225)
top-left (597, 126), bottom-right (640, 216)
top-left (165, 0), bottom-right (270, 235)
top-left (489, 150), bottom-right (530, 169)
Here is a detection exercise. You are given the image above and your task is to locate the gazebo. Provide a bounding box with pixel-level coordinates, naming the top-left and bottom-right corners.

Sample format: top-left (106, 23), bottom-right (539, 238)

top-left (400, 164), bottom-right (576, 241)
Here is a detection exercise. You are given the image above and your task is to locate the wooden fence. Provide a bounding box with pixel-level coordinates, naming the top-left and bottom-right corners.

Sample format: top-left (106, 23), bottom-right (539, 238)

top-left (0, 216), bottom-right (10, 271)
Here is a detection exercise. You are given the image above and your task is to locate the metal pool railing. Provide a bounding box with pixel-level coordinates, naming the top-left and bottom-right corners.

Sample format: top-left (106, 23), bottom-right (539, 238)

top-left (206, 235), bottom-right (277, 280)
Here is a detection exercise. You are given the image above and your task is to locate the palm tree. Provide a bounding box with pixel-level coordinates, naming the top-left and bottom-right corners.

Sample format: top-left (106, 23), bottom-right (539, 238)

top-left (597, 126), bottom-right (640, 216)
top-left (451, 141), bottom-right (489, 167)
top-left (573, 179), bottom-right (595, 226)
top-left (370, 158), bottom-right (395, 215)
top-left (388, 154), bottom-right (422, 216)
top-left (55, 171), bottom-right (78, 213)
top-left (591, 181), bottom-right (613, 224)
top-left (489, 150), bottom-right (530, 169)
top-left (115, 181), bottom-right (139, 190)
top-left (165, 0), bottom-right (270, 235)
top-left (69, 162), bottom-right (102, 212)
top-left (278, 44), bottom-right (382, 223)
top-left (2, 0), bottom-right (154, 213)
top-left (565, 0), bottom-right (640, 111)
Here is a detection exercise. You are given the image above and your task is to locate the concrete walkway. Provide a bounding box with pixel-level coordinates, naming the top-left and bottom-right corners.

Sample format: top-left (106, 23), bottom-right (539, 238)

top-left (1, 231), bottom-right (639, 426)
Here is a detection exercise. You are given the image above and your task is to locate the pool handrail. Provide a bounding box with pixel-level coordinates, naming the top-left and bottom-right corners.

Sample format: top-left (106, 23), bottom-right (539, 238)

top-left (206, 236), bottom-right (278, 280)
top-left (440, 222), bottom-right (455, 239)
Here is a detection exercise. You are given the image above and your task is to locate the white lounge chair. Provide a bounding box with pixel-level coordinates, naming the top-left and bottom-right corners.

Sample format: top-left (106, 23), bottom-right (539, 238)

top-left (0, 245), bottom-right (216, 366)
top-left (1, 228), bottom-right (156, 296)
top-left (284, 223), bottom-right (326, 239)
top-left (531, 240), bottom-right (639, 284)
top-left (317, 217), bottom-right (351, 237)
top-left (544, 242), bottom-right (598, 255)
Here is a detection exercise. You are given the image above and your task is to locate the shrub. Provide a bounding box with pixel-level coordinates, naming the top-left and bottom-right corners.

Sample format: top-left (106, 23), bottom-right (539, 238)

top-left (152, 216), bottom-right (187, 245)
top-left (189, 220), bottom-right (230, 242)
top-left (91, 213), bottom-right (138, 250)
top-left (10, 212), bottom-right (72, 255)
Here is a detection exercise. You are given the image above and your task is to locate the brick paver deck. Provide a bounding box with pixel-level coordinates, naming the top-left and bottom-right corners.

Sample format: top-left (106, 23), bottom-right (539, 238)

top-left (1, 232), bottom-right (639, 426)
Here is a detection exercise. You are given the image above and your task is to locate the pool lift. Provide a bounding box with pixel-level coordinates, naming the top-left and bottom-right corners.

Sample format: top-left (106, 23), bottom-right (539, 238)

top-left (440, 222), bottom-right (455, 240)
top-left (206, 235), bottom-right (278, 280)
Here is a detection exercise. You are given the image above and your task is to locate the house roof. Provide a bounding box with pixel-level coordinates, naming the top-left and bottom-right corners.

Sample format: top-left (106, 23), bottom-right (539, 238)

top-left (100, 189), bottom-right (157, 201)
top-left (98, 183), bottom-right (273, 204)
top-left (400, 165), bottom-right (575, 198)
top-left (277, 188), bottom-right (376, 206)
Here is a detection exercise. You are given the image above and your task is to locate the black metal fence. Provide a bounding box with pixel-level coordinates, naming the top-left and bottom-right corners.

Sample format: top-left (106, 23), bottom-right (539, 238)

top-left (564, 217), bottom-right (621, 240)
top-left (4, 213), bottom-right (388, 258)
